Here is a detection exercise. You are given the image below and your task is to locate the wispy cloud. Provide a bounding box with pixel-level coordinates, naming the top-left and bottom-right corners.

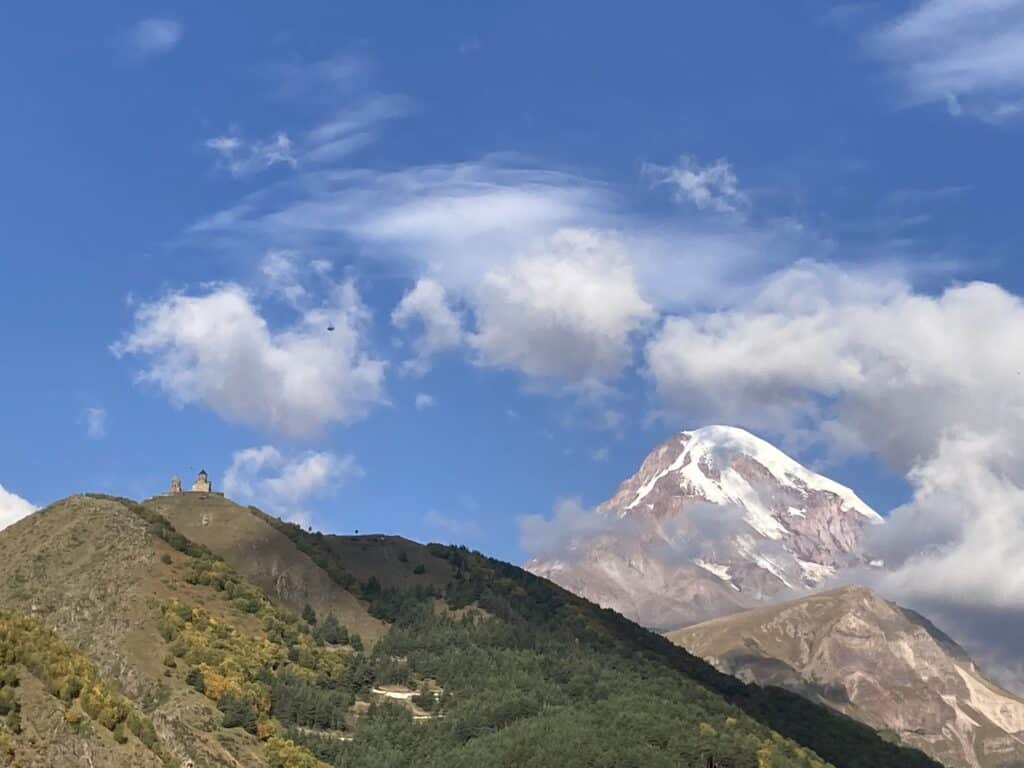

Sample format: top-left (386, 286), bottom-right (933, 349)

top-left (223, 445), bottom-right (363, 525)
top-left (518, 497), bottom-right (636, 563)
top-left (414, 393), bottom-right (435, 410)
top-left (881, 184), bottom-right (972, 207)
top-left (870, 0), bottom-right (1024, 121)
top-left (643, 155), bottom-right (748, 214)
top-left (125, 18), bottom-right (182, 60)
top-left (206, 132), bottom-right (297, 178)
top-left (425, 508), bottom-right (481, 542)
top-left (205, 94), bottom-right (408, 178)
top-left (81, 406), bottom-right (108, 439)
top-left (205, 54), bottom-right (408, 179)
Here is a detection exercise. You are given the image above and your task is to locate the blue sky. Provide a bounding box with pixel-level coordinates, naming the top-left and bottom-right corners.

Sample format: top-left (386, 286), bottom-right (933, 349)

top-left (4, 0), bottom-right (1024, 592)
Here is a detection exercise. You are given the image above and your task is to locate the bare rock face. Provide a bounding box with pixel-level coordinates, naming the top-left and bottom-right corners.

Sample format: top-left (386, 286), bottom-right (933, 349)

top-left (669, 586), bottom-right (1024, 768)
top-left (526, 425), bottom-right (883, 629)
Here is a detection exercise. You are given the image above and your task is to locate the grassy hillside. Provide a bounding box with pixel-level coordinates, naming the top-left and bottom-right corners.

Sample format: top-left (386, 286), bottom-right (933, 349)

top-left (0, 493), bottom-right (943, 768)
top-left (261, 515), bottom-right (942, 768)
top-left (0, 495), bottom-right (354, 767)
top-left (145, 494), bottom-right (387, 644)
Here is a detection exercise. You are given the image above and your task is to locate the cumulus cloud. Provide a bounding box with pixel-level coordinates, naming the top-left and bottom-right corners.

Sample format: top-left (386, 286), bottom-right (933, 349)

top-left (112, 281), bottom-right (386, 437)
top-left (125, 18), bottom-right (182, 59)
top-left (643, 155), bottom-right (748, 214)
top-left (0, 483), bottom-right (36, 531)
top-left (391, 278), bottom-right (464, 374)
top-left (870, 0), bottom-right (1024, 121)
top-left (840, 429), bottom-right (1024, 691)
top-left (414, 393), bottom-right (435, 410)
top-left (647, 262), bottom-right (1023, 468)
top-left (82, 407), bottom-right (107, 439)
top-left (190, 155), bottom-right (821, 392)
top-left (646, 260), bottom-right (1024, 685)
top-left (223, 445), bottom-right (362, 524)
top-left (470, 229), bottom-right (655, 382)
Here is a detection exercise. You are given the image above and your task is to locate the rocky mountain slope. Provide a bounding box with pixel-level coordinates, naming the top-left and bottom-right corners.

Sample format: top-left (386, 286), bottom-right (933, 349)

top-left (0, 491), bottom-right (943, 767)
top-left (527, 425), bottom-right (884, 629)
top-left (669, 586), bottom-right (1024, 768)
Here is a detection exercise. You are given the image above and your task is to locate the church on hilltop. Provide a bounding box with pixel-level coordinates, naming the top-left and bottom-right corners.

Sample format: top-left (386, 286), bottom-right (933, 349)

top-left (168, 469), bottom-right (223, 496)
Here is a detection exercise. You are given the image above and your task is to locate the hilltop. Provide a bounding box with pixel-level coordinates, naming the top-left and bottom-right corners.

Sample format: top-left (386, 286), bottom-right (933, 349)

top-left (0, 491), bottom-right (941, 767)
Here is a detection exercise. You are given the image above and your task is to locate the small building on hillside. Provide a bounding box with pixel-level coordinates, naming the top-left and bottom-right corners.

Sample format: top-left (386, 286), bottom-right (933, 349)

top-left (166, 470), bottom-right (221, 496)
top-left (191, 470), bottom-right (211, 493)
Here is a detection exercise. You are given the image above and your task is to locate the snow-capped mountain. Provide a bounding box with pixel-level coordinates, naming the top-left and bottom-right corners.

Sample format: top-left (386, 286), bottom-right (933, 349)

top-left (526, 425), bottom-right (884, 629)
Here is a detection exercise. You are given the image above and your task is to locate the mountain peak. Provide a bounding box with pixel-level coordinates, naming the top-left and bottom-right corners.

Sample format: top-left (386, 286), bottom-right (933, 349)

top-left (529, 426), bottom-right (885, 628)
top-left (631, 425), bottom-right (882, 523)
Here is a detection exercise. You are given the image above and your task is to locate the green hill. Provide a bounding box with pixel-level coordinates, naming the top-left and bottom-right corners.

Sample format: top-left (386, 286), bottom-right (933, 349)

top-left (0, 493), bottom-right (942, 768)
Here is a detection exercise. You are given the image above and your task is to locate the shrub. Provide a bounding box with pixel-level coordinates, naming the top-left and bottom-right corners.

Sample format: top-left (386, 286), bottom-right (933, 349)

top-left (185, 667), bottom-right (205, 693)
top-left (219, 692), bottom-right (258, 733)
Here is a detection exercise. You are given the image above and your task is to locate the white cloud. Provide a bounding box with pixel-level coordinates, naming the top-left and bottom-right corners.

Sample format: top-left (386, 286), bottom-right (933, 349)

top-left (870, 0), bottom-right (1024, 121)
top-left (646, 262), bottom-right (1021, 468)
top-left (425, 508), bottom-right (481, 542)
top-left (646, 261), bottom-right (1024, 675)
top-left (414, 393), bottom-right (435, 410)
top-left (112, 281), bottom-right (386, 437)
top-left (470, 229), bottom-right (655, 382)
top-left (518, 497), bottom-right (636, 562)
top-left (259, 250), bottom-right (307, 305)
top-left (188, 151), bottom-right (833, 392)
top-left (276, 54), bottom-right (367, 103)
top-left (206, 132), bottom-right (297, 178)
top-left (643, 155), bottom-right (748, 214)
top-left (0, 483), bottom-right (36, 531)
top-left (207, 92), bottom-right (407, 178)
top-left (590, 447), bottom-right (609, 463)
top-left (126, 18), bottom-right (182, 58)
top-left (191, 161), bottom-right (612, 287)
top-left (305, 95), bottom-right (409, 165)
top-left (391, 278), bottom-right (464, 374)
top-left (223, 445), bottom-right (362, 524)
top-left (82, 407), bottom-right (107, 439)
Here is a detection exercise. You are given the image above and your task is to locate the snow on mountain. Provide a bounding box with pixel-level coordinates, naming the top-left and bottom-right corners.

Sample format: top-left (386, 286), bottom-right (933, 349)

top-left (624, 426), bottom-right (881, 524)
top-left (526, 425), bottom-right (884, 629)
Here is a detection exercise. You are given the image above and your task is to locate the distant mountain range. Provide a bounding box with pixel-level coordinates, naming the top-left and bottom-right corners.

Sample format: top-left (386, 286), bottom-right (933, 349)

top-left (671, 586), bottom-right (1024, 768)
